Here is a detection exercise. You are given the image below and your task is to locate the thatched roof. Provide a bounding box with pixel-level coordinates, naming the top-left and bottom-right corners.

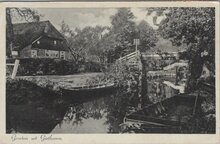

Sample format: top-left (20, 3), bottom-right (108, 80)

top-left (12, 21), bottom-right (68, 51)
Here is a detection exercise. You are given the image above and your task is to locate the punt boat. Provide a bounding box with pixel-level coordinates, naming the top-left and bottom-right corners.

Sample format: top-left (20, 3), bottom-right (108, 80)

top-left (122, 94), bottom-right (205, 133)
top-left (60, 82), bottom-right (116, 99)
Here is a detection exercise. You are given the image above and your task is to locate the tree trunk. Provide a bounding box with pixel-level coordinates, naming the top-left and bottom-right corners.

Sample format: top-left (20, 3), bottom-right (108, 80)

top-left (185, 42), bottom-right (205, 93)
top-left (6, 8), bottom-right (14, 57)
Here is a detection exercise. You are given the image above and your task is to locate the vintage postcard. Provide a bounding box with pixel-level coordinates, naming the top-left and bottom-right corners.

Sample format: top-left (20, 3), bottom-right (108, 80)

top-left (0, 1), bottom-right (219, 144)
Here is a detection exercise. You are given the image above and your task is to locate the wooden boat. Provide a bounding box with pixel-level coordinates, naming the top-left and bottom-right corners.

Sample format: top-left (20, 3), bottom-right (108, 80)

top-left (198, 82), bottom-right (215, 95)
top-left (60, 82), bottom-right (116, 98)
top-left (122, 94), bottom-right (204, 133)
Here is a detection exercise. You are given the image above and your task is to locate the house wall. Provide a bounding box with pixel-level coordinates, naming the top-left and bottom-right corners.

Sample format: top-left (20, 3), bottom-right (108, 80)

top-left (68, 52), bottom-right (74, 60)
top-left (37, 49), bottom-right (46, 58)
top-left (65, 51), bottom-right (73, 60)
top-left (20, 36), bottom-right (72, 60)
top-left (20, 45), bottom-right (32, 58)
top-left (65, 52), bottom-right (68, 60)
top-left (20, 46), bottom-right (46, 58)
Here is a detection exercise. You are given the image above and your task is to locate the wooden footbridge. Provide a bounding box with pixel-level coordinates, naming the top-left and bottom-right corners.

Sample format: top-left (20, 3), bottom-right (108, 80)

top-left (116, 50), bottom-right (142, 70)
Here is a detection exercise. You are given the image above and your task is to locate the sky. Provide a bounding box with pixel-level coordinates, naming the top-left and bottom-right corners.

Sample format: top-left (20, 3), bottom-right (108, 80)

top-left (22, 8), bottom-right (164, 31)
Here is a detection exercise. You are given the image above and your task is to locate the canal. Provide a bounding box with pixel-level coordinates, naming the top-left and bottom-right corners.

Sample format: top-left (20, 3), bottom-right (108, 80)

top-left (52, 95), bottom-right (118, 133)
top-left (6, 76), bottom-right (179, 134)
top-left (7, 88), bottom-right (140, 133)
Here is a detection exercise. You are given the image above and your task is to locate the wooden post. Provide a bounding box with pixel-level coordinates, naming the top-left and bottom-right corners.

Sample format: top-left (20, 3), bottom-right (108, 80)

top-left (137, 53), bottom-right (143, 109)
top-left (175, 66), bottom-right (178, 85)
top-left (133, 39), bottom-right (140, 52)
top-left (11, 59), bottom-right (19, 79)
top-left (138, 72), bottom-right (142, 109)
top-left (10, 43), bottom-right (13, 56)
top-left (193, 92), bottom-right (199, 115)
top-left (135, 42), bottom-right (138, 51)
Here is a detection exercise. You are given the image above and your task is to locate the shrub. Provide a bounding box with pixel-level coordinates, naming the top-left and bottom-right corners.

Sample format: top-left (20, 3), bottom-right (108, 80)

top-left (6, 78), bottom-right (61, 105)
top-left (84, 61), bottom-right (104, 72)
top-left (6, 58), bottom-right (105, 76)
top-left (6, 58), bottom-right (79, 76)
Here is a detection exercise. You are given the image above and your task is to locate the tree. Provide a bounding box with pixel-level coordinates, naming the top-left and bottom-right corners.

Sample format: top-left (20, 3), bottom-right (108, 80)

top-left (137, 20), bottom-right (158, 52)
top-left (147, 7), bottom-right (215, 92)
top-left (6, 8), bottom-right (14, 57)
top-left (6, 8), bottom-right (41, 57)
top-left (99, 31), bottom-right (116, 63)
top-left (83, 25), bottom-right (109, 63)
top-left (60, 21), bottom-right (110, 63)
top-left (73, 26), bottom-right (109, 63)
top-left (59, 20), bottom-right (80, 61)
top-left (109, 8), bottom-right (136, 58)
top-left (105, 8), bottom-right (158, 62)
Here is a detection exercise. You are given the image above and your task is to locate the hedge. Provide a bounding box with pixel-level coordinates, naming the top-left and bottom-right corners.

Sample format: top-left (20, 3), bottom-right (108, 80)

top-left (6, 58), bottom-right (103, 76)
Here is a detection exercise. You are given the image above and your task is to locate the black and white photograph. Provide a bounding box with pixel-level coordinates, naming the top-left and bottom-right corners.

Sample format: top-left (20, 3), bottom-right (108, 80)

top-left (5, 5), bottom-right (217, 135)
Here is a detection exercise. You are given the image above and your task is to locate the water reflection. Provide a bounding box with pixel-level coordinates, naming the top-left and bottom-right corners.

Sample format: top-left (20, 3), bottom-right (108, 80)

top-left (7, 76), bottom-right (178, 133)
top-left (7, 104), bottom-right (66, 133)
top-left (52, 97), bottom-right (109, 133)
top-left (52, 89), bottom-right (137, 133)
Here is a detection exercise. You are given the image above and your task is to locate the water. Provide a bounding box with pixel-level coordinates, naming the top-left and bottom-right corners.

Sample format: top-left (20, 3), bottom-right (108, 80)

top-left (7, 87), bottom-right (134, 133)
top-left (51, 97), bottom-right (111, 133)
top-left (7, 76), bottom-right (179, 134)
top-left (51, 89), bottom-right (136, 133)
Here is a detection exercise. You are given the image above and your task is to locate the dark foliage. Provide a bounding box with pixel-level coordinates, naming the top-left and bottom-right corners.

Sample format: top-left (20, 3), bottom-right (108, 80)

top-left (6, 58), bottom-right (104, 76)
top-left (147, 7), bottom-right (215, 92)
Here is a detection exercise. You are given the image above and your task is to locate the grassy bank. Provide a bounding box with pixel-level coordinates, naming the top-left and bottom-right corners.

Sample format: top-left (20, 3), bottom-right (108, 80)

top-left (6, 78), bottom-right (67, 133)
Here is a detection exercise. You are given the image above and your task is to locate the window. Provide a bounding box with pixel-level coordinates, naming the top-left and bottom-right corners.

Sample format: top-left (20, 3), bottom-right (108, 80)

top-left (45, 50), bottom-right (50, 57)
top-left (45, 50), bottom-right (59, 58)
top-left (54, 40), bottom-right (57, 45)
top-left (12, 51), bottom-right (18, 56)
top-left (54, 51), bottom-right (59, 58)
top-left (37, 41), bottom-right (40, 44)
top-left (51, 50), bottom-right (58, 58)
top-left (31, 50), bottom-right (37, 58)
top-left (60, 51), bottom-right (65, 60)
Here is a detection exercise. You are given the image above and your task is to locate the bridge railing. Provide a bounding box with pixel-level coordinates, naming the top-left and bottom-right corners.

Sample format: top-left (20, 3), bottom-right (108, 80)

top-left (116, 50), bottom-right (140, 63)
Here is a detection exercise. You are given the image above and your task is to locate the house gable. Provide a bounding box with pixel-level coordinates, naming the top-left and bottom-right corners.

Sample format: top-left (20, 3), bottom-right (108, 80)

top-left (12, 21), bottom-right (66, 51)
top-left (10, 20), bottom-right (72, 59)
top-left (20, 44), bottom-right (32, 58)
top-left (32, 36), bottom-right (68, 51)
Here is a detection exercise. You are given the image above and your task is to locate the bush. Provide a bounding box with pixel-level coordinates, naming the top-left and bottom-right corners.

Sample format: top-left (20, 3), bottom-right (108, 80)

top-left (6, 58), bottom-right (105, 76)
top-left (6, 78), bottom-right (43, 105)
top-left (6, 78), bottom-right (61, 105)
top-left (84, 61), bottom-right (104, 72)
top-left (6, 58), bottom-right (79, 76)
